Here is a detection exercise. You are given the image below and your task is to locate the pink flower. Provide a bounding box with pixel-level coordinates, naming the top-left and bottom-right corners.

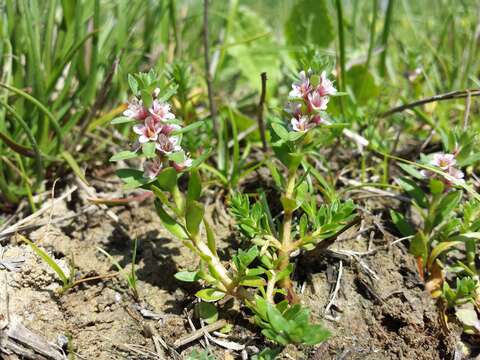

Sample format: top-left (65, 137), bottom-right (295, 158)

top-left (149, 100), bottom-right (175, 122)
top-left (143, 158), bottom-right (163, 179)
top-left (431, 153), bottom-right (456, 170)
top-left (317, 71), bottom-right (337, 97)
top-left (133, 116), bottom-right (161, 143)
top-left (289, 71), bottom-right (312, 99)
top-left (160, 123), bottom-right (181, 136)
top-left (307, 91), bottom-right (329, 111)
top-left (155, 134), bottom-right (181, 154)
top-left (285, 102), bottom-right (302, 117)
top-left (421, 152), bottom-right (465, 187)
top-left (448, 167), bottom-right (464, 181)
top-left (124, 98), bottom-right (148, 120)
top-left (173, 156), bottom-right (193, 172)
top-left (291, 116), bottom-right (313, 132)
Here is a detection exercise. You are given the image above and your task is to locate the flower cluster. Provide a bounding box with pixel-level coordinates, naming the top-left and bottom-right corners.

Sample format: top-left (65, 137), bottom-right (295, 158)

top-left (422, 153), bottom-right (464, 185)
top-left (123, 91), bottom-right (191, 179)
top-left (286, 70), bottom-right (337, 132)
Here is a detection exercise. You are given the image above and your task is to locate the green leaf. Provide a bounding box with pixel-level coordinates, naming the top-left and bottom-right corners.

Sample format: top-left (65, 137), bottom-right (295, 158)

top-left (20, 235), bottom-right (68, 286)
top-left (195, 288), bottom-right (225, 302)
top-left (429, 179), bottom-right (445, 195)
top-left (155, 167), bottom-right (178, 192)
top-left (117, 169), bottom-right (154, 189)
top-left (285, 0), bottom-right (334, 49)
top-left (127, 74), bottom-right (138, 95)
top-left (276, 263), bottom-right (293, 282)
top-left (346, 65), bottom-right (379, 105)
top-left (171, 121), bottom-right (204, 135)
top-left (226, 6), bottom-right (282, 93)
top-left (61, 150), bottom-right (88, 185)
top-left (186, 200), bottom-right (205, 236)
top-left (434, 191), bottom-right (462, 226)
top-left (174, 271), bottom-right (199, 282)
top-left (288, 131), bottom-right (305, 142)
top-left (271, 123), bottom-right (289, 141)
top-left (109, 150), bottom-right (138, 162)
top-left (154, 200), bottom-right (188, 240)
top-left (239, 276), bottom-right (266, 287)
top-left (187, 170), bottom-right (202, 202)
top-left (196, 302), bottom-right (218, 324)
top-left (396, 177), bottom-right (428, 208)
top-left (428, 241), bottom-right (463, 269)
top-left (142, 142), bottom-right (156, 158)
top-left (409, 232), bottom-right (428, 263)
top-left (111, 116), bottom-right (135, 125)
top-left (204, 219), bottom-right (217, 257)
top-left (266, 302), bottom-right (289, 334)
top-left (390, 209), bottom-right (415, 237)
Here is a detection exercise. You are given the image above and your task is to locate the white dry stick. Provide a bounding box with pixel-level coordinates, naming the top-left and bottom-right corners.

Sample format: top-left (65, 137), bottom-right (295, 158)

top-left (325, 260), bottom-right (343, 315)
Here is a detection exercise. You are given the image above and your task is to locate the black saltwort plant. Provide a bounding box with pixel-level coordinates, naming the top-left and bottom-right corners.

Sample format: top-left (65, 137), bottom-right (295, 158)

top-left (111, 70), bottom-right (357, 346)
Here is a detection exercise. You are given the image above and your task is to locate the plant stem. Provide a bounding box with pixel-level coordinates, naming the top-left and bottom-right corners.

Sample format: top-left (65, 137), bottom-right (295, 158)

top-left (465, 238), bottom-right (477, 275)
top-left (194, 237), bottom-right (233, 291)
top-left (379, 0), bottom-right (395, 77)
top-left (278, 169), bottom-right (298, 302)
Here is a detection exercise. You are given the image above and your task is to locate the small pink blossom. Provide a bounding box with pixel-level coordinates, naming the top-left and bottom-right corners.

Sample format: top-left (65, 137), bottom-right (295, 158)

top-left (431, 153), bottom-right (456, 170)
top-left (421, 152), bottom-right (464, 187)
top-left (291, 116), bottom-right (313, 132)
top-left (317, 71), bottom-right (337, 97)
top-left (448, 167), bottom-right (464, 181)
top-left (285, 102), bottom-right (302, 117)
top-left (143, 158), bottom-right (163, 179)
top-left (149, 100), bottom-right (175, 122)
top-left (124, 98), bottom-right (148, 120)
top-left (133, 116), bottom-right (161, 143)
top-left (159, 123), bottom-right (181, 136)
top-left (307, 91), bottom-right (329, 111)
top-left (156, 134), bottom-right (181, 154)
top-left (289, 71), bottom-right (312, 99)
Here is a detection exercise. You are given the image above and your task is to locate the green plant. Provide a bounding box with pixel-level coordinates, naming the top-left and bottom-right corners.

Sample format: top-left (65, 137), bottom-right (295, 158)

top-left (391, 139), bottom-right (480, 333)
top-left (97, 238), bottom-right (139, 300)
top-left (110, 69), bottom-right (356, 347)
top-left (20, 235), bottom-right (75, 293)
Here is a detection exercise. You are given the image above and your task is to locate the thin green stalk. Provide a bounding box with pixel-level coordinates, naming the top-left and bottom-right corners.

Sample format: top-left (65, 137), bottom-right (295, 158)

top-left (0, 99), bottom-right (43, 185)
top-left (465, 238), bottom-right (477, 274)
top-left (277, 169), bottom-right (298, 301)
top-left (366, 0), bottom-right (379, 69)
top-left (193, 235), bottom-right (233, 291)
top-left (335, 0), bottom-right (346, 92)
top-left (379, 0), bottom-right (395, 77)
top-left (16, 154), bottom-right (36, 212)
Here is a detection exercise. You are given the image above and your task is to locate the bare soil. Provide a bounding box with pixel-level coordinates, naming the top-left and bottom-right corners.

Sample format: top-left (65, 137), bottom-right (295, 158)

top-left (0, 175), bottom-right (468, 359)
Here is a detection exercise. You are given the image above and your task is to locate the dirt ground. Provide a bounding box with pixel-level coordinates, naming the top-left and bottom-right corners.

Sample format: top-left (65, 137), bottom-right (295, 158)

top-left (0, 174), bottom-right (471, 360)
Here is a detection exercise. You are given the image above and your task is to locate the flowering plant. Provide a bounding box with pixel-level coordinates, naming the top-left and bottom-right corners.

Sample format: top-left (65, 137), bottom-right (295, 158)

top-left (111, 70), bottom-right (357, 346)
top-left (391, 131), bottom-right (480, 333)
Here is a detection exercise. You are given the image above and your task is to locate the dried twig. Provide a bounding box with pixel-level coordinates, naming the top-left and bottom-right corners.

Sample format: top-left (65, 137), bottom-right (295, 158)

top-left (463, 90), bottom-right (471, 131)
top-left (325, 260), bottom-right (343, 315)
top-left (381, 88), bottom-right (480, 118)
top-left (0, 317), bottom-right (67, 360)
top-left (257, 72), bottom-right (268, 151)
top-left (173, 319), bottom-right (227, 348)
